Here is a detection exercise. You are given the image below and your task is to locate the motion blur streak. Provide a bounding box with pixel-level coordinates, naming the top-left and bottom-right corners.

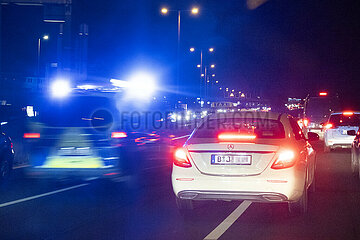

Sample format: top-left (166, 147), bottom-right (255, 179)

top-left (246, 0), bottom-right (268, 10)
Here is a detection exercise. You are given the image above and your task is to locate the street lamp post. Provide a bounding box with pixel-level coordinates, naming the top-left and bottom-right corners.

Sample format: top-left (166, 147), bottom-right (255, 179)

top-left (37, 35), bottom-right (49, 76)
top-left (161, 7), bottom-right (199, 96)
top-left (190, 47), bottom-right (215, 105)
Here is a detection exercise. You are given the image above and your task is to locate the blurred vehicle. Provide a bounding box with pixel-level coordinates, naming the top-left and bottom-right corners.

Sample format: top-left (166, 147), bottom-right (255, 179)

top-left (348, 129), bottom-right (360, 178)
top-left (0, 122), bottom-right (14, 182)
top-left (23, 93), bottom-right (146, 180)
top-left (172, 112), bottom-right (318, 215)
top-left (323, 112), bottom-right (360, 152)
top-left (303, 93), bottom-right (340, 140)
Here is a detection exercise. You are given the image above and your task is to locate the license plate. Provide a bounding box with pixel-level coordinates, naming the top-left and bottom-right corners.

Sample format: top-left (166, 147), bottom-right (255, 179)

top-left (58, 147), bottom-right (91, 156)
top-left (211, 155), bottom-right (252, 165)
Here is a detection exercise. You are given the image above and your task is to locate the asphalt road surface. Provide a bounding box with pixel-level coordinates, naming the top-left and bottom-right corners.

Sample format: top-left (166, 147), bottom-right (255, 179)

top-left (1, 143), bottom-right (360, 240)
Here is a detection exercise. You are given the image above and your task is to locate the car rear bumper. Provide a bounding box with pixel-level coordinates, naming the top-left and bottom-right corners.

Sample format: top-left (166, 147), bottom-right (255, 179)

top-left (177, 190), bottom-right (288, 202)
top-left (172, 165), bottom-right (306, 202)
top-left (325, 138), bottom-right (353, 148)
top-left (25, 167), bottom-right (122, 179)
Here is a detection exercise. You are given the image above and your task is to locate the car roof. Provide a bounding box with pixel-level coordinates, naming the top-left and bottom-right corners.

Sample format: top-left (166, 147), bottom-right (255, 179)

top-left (207, 111), bottom-right (282, 120)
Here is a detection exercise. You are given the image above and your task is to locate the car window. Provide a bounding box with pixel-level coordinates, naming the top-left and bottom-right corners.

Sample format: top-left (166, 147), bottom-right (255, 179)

top-left (35, 96), bottom-right (115, 127)
top-left (329, 114), bottom-right (360, 127)
top-left (289, 117), bottom-right (305, 140)
top-left (193, 118), bottom-right (285, 139)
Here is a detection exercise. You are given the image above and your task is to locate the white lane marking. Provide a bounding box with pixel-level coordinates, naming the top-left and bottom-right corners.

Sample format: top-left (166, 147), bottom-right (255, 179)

top-left (204, 200), bottom-right (252, 240)
top-left (0, 183), bottom-right (89, 208)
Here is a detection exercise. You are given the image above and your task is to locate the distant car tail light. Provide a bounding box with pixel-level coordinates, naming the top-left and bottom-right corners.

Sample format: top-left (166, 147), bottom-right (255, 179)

top-left (111, 132), bottom-right (127, 138)
top-left (303, 119), bottom-right (309, 127)
top-left (297, 119), bottom-right (308, 128)
top-left (218, 133), bottom-right (256, 141)
top-left (23, 133), bottom-right (40, 139)
top-left (343, 111), bottom-right (354, 116)
top-left (319, 92), bottom-right (328, 96)
top-left (174, 148), bottom-right (192, 168)
top-left (324, 123), bottom-right (333, 129)
top-left (271, 150), bottom-right (296, 169)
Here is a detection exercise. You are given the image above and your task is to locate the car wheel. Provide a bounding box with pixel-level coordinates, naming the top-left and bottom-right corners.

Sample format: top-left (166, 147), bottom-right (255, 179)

top-left (288, 185), bottom-right (308, 216)
top-left (351, 149), bottom-right (359, 178)
top-left (176, 197), bottom-right (194, 210)
top-left (0, 158), bottom-right (11, 181)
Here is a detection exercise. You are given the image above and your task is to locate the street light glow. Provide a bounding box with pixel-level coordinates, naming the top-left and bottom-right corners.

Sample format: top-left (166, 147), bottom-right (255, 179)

top-left (127, 72), bottom-right (157, 100)
top-left (50, 79), bottom-right (72, 98)
top-left (210, 64), bottom-right (215, 68)
top-left (197, 64), bottom-right (201, 68)
top-left (161, 8), bottom-right (168, 14)
top-left (191, 7), bottom-right (199, 14)
top-left (190, 47), bottom-right (195, 52)
top-left (209, 48), bottom-right (214, 52)
top-left (43, 35), bottom-right (49, 40)
top-left (212, 74), bottom-right (215, 77)
top-left (201, 73), bottom-right (205, 77)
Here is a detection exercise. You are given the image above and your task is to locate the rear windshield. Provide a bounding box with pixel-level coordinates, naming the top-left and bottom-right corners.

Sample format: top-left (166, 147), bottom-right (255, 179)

top-left (305, 97), bottom-right (340, 122)
top-left (193, 118), bottom-right (285, 139)
top-left (329, 114), bottom-right (360, 127)
top-left (35, 96), bottom-right (115, 127)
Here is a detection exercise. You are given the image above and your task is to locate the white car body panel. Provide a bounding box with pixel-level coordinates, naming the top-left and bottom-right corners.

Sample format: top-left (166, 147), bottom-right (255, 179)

top-left (324, 112), bottom-right (360, 149)
top-left (172, 112), bottom-right (316, 203)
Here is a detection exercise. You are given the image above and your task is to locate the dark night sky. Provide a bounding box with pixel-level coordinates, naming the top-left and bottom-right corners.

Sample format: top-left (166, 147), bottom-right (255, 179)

top-left (1, 0), bottom-right (360, 108)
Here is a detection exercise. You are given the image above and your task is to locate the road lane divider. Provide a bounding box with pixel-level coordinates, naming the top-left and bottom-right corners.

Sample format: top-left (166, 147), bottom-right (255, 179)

top-left (0, 183), bottom-right (89, 208)
top-left (203, 200), bottom-right (252, 240)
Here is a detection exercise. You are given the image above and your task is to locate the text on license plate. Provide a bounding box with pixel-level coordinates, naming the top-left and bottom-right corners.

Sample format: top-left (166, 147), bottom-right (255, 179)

top-left (211, 155), bottom-right (252, 165)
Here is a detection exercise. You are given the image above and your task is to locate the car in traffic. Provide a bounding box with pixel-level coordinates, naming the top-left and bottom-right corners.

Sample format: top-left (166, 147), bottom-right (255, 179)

top-left (323, 112), bottom-right (360, 152)
top-left (0, 122), bottom-right (14, 182)
top-left (23, 92), bottom-right (148, 180)
top-left (347, 129), bottom-right (360, 178)
top-left (172, 111), bottom-right (318, 215)
top-left (303, 93), bottom-right (340, 140)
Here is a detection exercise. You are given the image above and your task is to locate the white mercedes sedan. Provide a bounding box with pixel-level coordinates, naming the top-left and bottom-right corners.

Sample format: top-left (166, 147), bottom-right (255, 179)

top-left (172, 111), bottom-right (318, 215)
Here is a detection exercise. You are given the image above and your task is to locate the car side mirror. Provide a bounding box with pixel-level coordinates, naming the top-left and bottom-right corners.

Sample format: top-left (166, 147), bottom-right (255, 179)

top-left (307, 132), bottom-right (319, 141)
top-left (347, 130), bottom-right (357, 136)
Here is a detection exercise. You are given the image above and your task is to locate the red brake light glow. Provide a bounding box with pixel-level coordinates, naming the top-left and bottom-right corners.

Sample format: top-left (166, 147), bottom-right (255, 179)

top-left (218, 133), bottom-right (256, 141)
top-left (23, 133), bottom-right (40, 139)
top-left (174, 148), bottom-right (192, 168)
top-left (319, 92), bottom-right (328, 96)
top-left (111, 132), bottom-right (127, 138)
top-left (271, 150), bottom-right (296, 169)
top-left (343, 111), bottom-right (354, 116)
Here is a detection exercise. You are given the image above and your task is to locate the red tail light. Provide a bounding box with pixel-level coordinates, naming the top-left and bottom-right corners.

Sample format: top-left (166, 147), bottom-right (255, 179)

top-left (111, 132), bottom-right (127, 138)
top-left (271, 150), bottom-right (296, 169)
top-left (218, 133), bottom-right (256, 141)
top-left (23, 133), bottom-right (40, 139)
top-left (174, 148), bottom-right (192, 168)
